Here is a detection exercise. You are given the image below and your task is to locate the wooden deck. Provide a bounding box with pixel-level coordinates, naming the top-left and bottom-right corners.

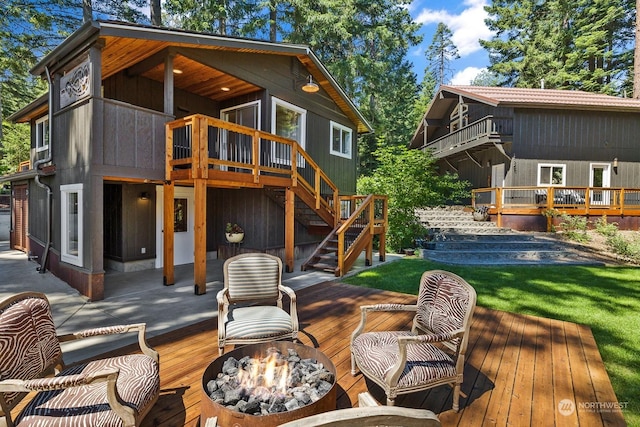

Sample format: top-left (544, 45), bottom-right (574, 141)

top-left (95, 281), bottom-right (623, 426)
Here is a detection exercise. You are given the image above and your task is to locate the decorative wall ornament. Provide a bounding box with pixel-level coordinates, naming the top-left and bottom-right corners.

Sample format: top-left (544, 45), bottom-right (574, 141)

top-left (60, 60), bottom-right (91, 108)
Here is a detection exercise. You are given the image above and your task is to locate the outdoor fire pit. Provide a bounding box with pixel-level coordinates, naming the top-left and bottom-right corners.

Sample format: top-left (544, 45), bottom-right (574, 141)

top-left (200, 341), bottom-right (337, 427)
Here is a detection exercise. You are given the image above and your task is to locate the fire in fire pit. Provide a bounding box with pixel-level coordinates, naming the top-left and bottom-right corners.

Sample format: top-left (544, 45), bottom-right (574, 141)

top-left (201, 342), bottom-right (337, 427)
top-left (207, 346), bottom-right (334, 415)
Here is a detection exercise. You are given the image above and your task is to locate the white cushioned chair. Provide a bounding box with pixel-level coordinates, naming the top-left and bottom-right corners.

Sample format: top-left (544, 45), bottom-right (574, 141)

top-left (0, 292), bottom-right (159, 427)
top-left (350, 270), bottom-right (476, 411)
top-left (217, 253), bottom-right (299, 355)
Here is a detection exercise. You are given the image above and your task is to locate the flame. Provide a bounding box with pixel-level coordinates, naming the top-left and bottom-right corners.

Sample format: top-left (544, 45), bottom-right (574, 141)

top-left (237, 352), bottom-right (290, 398)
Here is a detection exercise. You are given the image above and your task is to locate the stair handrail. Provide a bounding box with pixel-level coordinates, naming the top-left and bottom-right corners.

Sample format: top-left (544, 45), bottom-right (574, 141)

top-left (336, 194), bottom-right (376, 275)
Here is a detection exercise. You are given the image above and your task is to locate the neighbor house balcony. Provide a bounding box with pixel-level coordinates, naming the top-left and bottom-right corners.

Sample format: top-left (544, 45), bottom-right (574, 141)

top-left (422, 115), bottom-right (513, 159)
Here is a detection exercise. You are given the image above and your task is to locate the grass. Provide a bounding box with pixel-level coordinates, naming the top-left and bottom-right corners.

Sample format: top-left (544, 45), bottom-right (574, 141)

top-left (342, 258), bottom-right (640, 425)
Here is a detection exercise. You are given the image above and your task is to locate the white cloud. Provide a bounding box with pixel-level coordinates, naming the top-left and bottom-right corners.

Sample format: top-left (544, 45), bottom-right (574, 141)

top-left (414, 0), bottom-right (493, 57)
top-left (451, 67), bottom-right (485, 85)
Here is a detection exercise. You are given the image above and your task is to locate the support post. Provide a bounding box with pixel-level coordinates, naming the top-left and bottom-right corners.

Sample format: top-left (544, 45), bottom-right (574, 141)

top-left (194, 178), bottom-right (207, 295)
top-left (285, 187), bottom-right (295, 273)
top-left (163, 181), bottom-right (175, 286)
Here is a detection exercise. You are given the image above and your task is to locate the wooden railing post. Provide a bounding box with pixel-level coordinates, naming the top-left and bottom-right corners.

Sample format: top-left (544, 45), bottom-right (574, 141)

top-left (496, 187), bottom-right (502, 228)
top-left (253, 130), bottom-right (260, 183)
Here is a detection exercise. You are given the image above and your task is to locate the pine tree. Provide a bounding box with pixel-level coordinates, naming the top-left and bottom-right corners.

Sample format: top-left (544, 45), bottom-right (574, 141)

top-left (425, 23), bottom-right (459, 85)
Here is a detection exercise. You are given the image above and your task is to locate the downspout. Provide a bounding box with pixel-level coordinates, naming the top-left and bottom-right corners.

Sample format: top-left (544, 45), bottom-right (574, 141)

top-left (33, 67), bottom-right (54, 273)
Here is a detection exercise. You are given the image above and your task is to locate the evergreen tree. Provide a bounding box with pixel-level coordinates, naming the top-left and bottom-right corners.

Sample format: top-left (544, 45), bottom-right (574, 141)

top-left (425, 23), bottom-right (459, 85)
top-left (481, 0), bottom-right (634, 94)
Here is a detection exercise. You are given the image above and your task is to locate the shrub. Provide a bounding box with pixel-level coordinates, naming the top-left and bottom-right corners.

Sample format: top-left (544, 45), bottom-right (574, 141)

top-left (559, 214), bottom-right (590, 243)
top-left (593, 215), bottom-right (618, 237)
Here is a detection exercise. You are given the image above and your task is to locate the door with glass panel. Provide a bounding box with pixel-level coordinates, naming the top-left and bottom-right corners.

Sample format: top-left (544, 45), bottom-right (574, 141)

top-left (220, 101), bottom-right (260, 171)
top-left (590, 163), bottom-right (611, 206)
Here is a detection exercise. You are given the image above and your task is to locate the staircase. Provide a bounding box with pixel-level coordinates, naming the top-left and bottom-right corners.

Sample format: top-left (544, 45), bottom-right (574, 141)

top-left (302, 195), bottom-right (387, 276)
top-left (416, 206), bottom-right (602, 266)
top-left (416, 206), bottom-right (508, 234)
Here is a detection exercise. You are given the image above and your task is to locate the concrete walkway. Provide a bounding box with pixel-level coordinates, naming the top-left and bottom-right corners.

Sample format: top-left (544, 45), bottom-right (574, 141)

top-left (0, 241), bottom-right (400, 364)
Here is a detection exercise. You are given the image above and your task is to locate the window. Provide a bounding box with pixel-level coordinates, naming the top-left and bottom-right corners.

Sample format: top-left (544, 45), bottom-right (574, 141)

top-left (61, 184), bottom-right (83, 266)
top-left (537, 163), bottom-right (566, 186)
top-left (330, 121), bottom-right (352, 159)
top-left (36, 116), bottom-right (49, 154)
top-left (271, 98), bottom-right (306, 164)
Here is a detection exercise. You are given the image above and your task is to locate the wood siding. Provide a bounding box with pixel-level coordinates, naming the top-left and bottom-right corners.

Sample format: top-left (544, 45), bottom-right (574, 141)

top-left (441, 106), bottom-right (640, 190)
top-left (96, 98), bottom-right (172, 180)
top-left (207, 188), bottom-right (320, 253)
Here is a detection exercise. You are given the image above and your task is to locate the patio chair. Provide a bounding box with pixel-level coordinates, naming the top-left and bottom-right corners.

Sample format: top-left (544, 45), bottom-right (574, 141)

top-left (0, 292), bottom-right (159, 427)
top-left (350, 270), bottom-right (477, 411)
top-left (217, 253), bottom-right (299, 355)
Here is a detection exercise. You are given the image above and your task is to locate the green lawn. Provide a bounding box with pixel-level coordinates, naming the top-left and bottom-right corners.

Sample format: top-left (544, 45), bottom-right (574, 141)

top-left (342, 258), bottom-right (640, 425)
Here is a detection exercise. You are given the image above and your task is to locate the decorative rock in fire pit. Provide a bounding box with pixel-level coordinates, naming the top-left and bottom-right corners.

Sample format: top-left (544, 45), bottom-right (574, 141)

top-left (206, 347), bottom-right (334, 416)
top-left (200, 342), bottom-right (337, 427)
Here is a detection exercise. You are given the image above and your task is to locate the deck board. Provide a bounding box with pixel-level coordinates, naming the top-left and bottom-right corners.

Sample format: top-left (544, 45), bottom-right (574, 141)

top-left (75, 281), bottom-right (623, 427)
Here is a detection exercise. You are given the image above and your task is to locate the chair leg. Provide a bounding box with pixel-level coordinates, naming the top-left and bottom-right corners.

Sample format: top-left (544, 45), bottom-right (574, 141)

top-left (453, 383), bottom-right (460, 412)
top-left (350, 353), bottom-right (358, 376)
top-left (386, 396), bottom-right (396, 406)
top-left (219, 346), bottom-right (224, 356)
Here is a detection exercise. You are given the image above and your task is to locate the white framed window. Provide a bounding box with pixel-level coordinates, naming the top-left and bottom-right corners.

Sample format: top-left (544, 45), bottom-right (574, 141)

top-left (329, 121), bottom-right (352, 159)
top-left (537, 163), bottom-right (566, 186)
top-left (271, 97), bottom-right (306, 164)
top-left (60, 184), bottom-right (83, 267)
top-left (35, 116), bottom-right (49, 154)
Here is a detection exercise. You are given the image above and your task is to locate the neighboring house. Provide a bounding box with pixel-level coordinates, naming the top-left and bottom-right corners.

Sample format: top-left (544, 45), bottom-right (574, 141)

top-left (3, 20), bottom-right (385, 300)
top-left (410, 85), bottom-right (640, 230)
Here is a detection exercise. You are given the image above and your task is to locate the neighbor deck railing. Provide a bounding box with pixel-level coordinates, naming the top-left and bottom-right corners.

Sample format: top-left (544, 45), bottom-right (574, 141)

top-left (166, 114), bottom-right (339, 226)
top-left (473, 186), bottom-right (640, 218)
top-left (421, 115), bottom-right (513, 156)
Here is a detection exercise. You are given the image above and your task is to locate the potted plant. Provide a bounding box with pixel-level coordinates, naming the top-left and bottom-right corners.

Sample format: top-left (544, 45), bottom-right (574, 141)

top-left (472, 205), bottom-right (489, 221)
top-left (225, 222), bottom-right (244, 243)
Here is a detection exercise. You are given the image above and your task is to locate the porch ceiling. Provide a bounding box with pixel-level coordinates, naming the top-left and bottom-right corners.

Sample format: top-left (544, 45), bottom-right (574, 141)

top-left (101, 36), bottom-right (262, 102)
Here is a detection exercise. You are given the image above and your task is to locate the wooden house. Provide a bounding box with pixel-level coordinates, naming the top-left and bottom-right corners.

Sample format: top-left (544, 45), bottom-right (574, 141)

top-left (410, 85), bottom-right (640, 230)
top-left (3, 20), bottom-right (387, 300)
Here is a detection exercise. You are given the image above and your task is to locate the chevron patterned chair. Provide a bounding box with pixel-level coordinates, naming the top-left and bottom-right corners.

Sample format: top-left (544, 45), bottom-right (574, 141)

top-left (0, 292), bottom-right (159, 427)
top-left (350, 270), bottom-right (477, 411)
top-left (217, 253), bottom-right (299, 355)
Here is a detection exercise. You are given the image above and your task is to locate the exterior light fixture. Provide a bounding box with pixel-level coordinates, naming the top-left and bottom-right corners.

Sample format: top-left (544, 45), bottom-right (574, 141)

top-left (613, 158), bottom-right (618, 168)
top-left (139, 192), bottom-right (150, 200)
top-left (220, 87), bottom-right (231, 92)
top-left (302, 75), bottom-right (319, 93)
top-left (173, 69), bottom-right (183, 74)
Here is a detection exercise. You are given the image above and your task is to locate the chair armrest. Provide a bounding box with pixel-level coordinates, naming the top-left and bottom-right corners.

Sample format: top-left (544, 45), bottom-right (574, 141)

top-left (398, 329), bottom-right (464, 345)
top-left (351, 304), bottom-right (418, 344)
top-left (0, 369), bottom-right (118, 393)
top-left (385, 329), bottom-right (465, 387)
top-left (58, 323), bottom-right (158, 363)
top-left (279, 285), bottom-right (299, 332)
top-left (0, 369), bottom-right (136, 425)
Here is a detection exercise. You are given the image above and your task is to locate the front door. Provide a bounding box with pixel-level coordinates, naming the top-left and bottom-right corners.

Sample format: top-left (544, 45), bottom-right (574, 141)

top-left (590, 163), bottom-right (611, 206)
top-left (491, 163), bottom-right (505, 205)
top-left (11, 184), bottom-right (28, 251)
top-left (155, 186), bottom-right (195, 267)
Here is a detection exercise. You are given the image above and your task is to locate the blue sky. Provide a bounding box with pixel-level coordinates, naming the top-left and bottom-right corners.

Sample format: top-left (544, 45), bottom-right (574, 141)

top-left (407, 0), bottom-right (494, 85)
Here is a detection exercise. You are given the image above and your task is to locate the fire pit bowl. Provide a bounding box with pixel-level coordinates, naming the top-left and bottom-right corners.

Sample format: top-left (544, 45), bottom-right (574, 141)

top-left (200, 341), bottom-right (337, 427)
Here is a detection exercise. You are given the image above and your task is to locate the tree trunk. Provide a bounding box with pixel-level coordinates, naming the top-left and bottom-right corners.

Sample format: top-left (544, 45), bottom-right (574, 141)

top-left (270, 0), bottom-right (277, 42)
top-left (150, 0), bottom-right (161, 26)
top-left (635, 0), bottom-right (640, 98)
top-left (83, 0), bottom-right (92, 23)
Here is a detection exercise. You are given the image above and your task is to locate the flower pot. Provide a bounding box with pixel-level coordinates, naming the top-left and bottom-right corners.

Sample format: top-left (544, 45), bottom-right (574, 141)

top-left (473, 212), bottom-right (488, 222)
top-left (225, 232), bottom-right (244, 243)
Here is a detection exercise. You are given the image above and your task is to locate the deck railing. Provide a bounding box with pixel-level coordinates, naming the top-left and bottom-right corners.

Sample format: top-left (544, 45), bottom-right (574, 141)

top-left (421, 115), bottom-right (513, 156)
top-left (167, 114), bottom-right (339, 223)
top-left (473, 186), bottom-right (640, 217)
top-left (335, 194), bottom-right (388, 275)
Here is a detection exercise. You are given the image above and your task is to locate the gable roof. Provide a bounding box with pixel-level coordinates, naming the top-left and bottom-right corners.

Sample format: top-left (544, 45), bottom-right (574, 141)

top-left (15, 20), bottom-right (372, 133)
top-left (410, 85), bottom-right (640, 148)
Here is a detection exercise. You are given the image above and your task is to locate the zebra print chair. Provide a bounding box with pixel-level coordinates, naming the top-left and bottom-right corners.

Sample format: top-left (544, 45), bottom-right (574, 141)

top-left (350, 270), bottom-right (477, 411)
top-left (217, 253), bottom-right (299, 355)
top-left (0, 292), bottom-right (159, 427)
